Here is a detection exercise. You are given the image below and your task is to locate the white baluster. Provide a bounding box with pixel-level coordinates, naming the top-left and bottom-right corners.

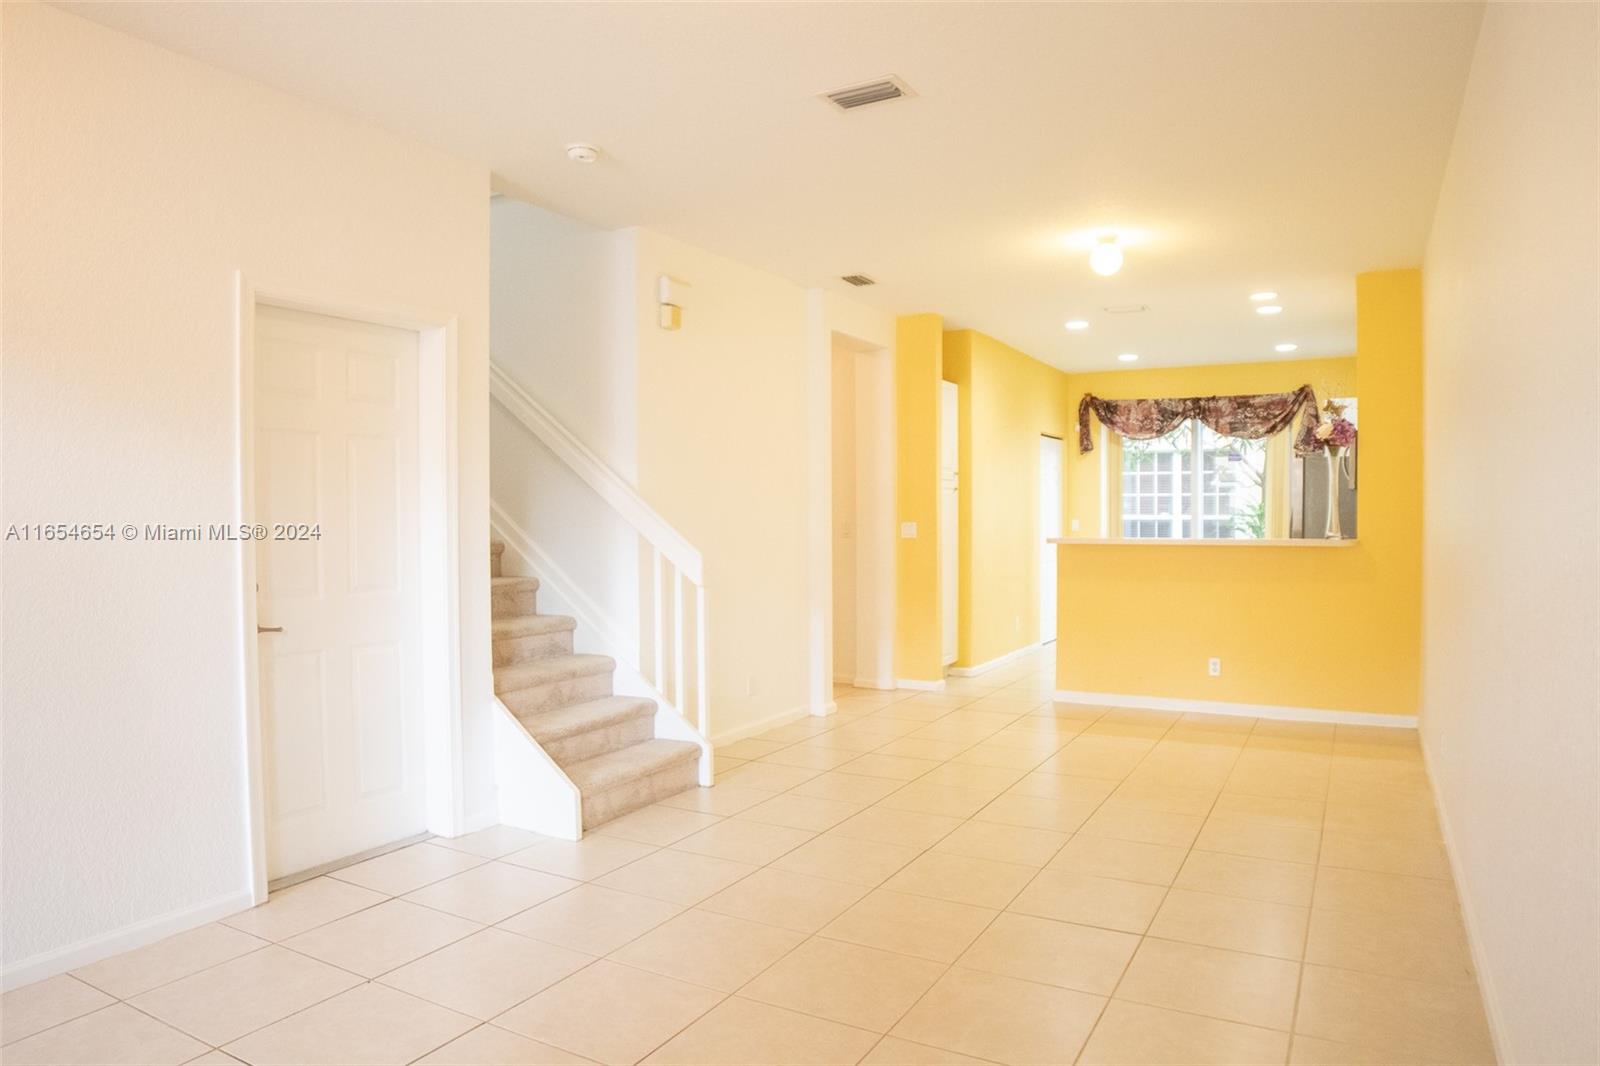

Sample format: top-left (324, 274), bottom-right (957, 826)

top-left (652, 548), bottom-right (664, 692)
top-left (695, 585), bottom-right (708, 737)
top-left (673, 570), bottom-right (685, 712)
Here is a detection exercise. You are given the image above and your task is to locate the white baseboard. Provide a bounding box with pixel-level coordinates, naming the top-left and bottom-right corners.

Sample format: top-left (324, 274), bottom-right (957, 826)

top-left (1419, 737), bottom-right (1508, 1064)
top-left (896, 678), bottom-right (947, 692)
top-left (711, 704), bottom-right (811, 746)
top-left (2, 889), bottom-right (255, 992)
top-left (949, 642), bottom-right (1041, 677)
top-left (852, 677), bottom-right (895, 691)
top-left (811, 700), bottom-right (838, 718)
top-left (1051, 690), bottom-right (1418, 728)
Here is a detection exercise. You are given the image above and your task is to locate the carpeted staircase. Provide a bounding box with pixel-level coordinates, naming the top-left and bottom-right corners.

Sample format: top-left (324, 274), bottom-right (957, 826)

top-left (491, 540), bottom-right (701, 830)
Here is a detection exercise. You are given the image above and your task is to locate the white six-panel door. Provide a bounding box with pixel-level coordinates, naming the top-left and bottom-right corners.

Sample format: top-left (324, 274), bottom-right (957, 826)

top-left (254, 305), bottom-right (424, 879)
top-left (1039, 435), bottom-right (1063, 644)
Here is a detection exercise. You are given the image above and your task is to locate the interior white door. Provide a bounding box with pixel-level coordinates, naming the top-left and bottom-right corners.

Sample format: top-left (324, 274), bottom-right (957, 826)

top-left (1039, 435), bottom-right (1063, 644)
top-left (255, 305), bottom-right (424, 879)
top-left (940, 381), bottom-right (959, 666)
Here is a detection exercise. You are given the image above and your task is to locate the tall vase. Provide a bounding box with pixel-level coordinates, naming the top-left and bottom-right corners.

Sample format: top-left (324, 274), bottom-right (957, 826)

top-left (1324, 447), bottom-right (1343, 540)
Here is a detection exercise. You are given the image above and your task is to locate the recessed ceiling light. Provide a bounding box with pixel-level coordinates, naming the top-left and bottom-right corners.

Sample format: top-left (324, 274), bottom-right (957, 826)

top-left (1089, 236), bottom-right (1124, 277)
top-left (1275, 342), bottom-right (1299, 353)
top-left (1064, 319), bottom-right (1089, 331)
top-left (1117, 353), bottom-right (1139, 363)
top-left (1256, 305), bottom-right (1283, 316)
top-left (565, 143), bottom-right (600, 163)
top-left (1250, 291), bottom-right (1278, 302)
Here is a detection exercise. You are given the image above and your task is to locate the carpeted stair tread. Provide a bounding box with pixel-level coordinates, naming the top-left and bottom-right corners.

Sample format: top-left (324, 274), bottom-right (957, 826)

top-left (492, 575), bottom-right (540, 593)
top-left (518, 695), bottom-right (656, 743)
top-left (492, 613), bottom-right (577, 639)
top-left (493, 652), bottom-right (615, 694)
top-left (565, 739), bottom-right (700, 795)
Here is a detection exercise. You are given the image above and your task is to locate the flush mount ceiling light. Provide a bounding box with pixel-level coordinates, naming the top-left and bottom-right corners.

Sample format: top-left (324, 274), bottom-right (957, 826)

top-left (565, 143), bottom-right (600, 163)
top-left (1117, 352), bottom-right (1139, 363)
top-left (1275, 342), bottom-right (1299, 353)
top-left (1250, 291), bottom-right (1278, 302)
top-left (1256, 305), bottom-right (1283, 316)
top-left (1089, 235), bottom-right (1124, 277)
top-left (1064, 319), bottom-right (1089, 331)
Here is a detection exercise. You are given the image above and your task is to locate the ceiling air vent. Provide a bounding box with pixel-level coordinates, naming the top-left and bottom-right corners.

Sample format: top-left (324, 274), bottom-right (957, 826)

top-left (840, 274), bottom-right (876, 287)
top-left (822, 76), bottom-right (915, 111)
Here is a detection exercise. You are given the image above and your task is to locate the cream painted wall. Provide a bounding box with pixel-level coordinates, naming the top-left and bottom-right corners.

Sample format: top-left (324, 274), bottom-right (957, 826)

top-left (1, 3), bottom-right (492, 980)
top-left (632, 229), bottom-right (812, 738)
top-left (1421, 5), bottom-right (1598, 1061)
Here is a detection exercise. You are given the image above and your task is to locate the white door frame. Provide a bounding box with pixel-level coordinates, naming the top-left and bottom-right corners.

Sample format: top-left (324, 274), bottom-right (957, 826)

top-left (234, 273), bottom-right (463, 904)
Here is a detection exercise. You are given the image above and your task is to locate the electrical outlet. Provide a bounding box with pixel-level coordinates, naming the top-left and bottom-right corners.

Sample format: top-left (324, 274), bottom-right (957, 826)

top-left (1208, 657), bottom-right (1222, 677)
top-left (744, 674), bottom-right (755, 696)
top-left (900, 522), bottom-right (918, 539)
top-left (1070, 518), bottom-right (1081, 532)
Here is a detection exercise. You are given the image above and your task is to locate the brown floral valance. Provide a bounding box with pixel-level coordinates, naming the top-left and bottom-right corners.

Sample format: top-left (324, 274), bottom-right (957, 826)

top-left (1077, 384), bottom-right (1321, 455)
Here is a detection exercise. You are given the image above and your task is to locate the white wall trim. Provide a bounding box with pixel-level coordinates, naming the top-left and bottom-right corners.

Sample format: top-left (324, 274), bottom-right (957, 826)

top-left (2, 889), bottom-right (255, 992)
top-left (949, 642), bottom-right (1041, 678)
top-left (896, 678), bottom-right (947, 693)
top-left (852, 677), bottom-right (896, 691)
top-left (1052, 690), bottom-right (1418, 728)
top-left (1419, 738), bottom-right (1509, 1064)
top-left (235, 275), bottom-right (465, 904)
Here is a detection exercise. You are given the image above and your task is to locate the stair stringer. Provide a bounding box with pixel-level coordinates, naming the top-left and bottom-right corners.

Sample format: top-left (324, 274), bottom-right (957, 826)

top-left (491, 698), bottom-right (581, 840)
top-left (490, 503), bottom-right (714, 790)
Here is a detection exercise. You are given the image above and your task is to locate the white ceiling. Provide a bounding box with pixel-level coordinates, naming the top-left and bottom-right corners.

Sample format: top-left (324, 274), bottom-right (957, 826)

top-left (61, 1), bottom-right (1483, 370)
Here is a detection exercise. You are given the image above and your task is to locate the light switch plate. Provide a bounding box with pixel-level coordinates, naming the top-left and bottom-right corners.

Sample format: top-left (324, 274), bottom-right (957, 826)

top-left (900, 522), bottom-right (918, 539)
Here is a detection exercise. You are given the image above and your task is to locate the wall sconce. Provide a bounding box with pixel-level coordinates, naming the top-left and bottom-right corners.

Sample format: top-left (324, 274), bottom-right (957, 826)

top-left (658, 275), bottom-right (687, 330)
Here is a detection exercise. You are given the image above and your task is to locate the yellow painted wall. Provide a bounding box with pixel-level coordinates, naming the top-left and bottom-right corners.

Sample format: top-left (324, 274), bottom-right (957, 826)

top-left (1064, 356), bottom-right (1358, 537)
top-left (944, 330), bottom-right (1076, 668)
top-left (895, 314), bottom-right (944, 682)
top-left (1056, 270), bottom-right (1422, 716)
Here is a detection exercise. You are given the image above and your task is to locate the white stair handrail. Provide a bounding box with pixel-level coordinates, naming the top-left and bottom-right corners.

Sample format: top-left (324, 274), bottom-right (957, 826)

top-left (489, 362), bottom-right (702, 585)
top-left (490, 361), bottom-right (709, 739)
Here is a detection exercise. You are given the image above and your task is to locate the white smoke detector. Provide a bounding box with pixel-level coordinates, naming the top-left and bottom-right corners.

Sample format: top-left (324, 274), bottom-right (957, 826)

top-left (565, 144), bottom-right (600, 164)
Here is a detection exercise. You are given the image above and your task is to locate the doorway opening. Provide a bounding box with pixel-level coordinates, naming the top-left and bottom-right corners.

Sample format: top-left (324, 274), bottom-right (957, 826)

top-left (830, 332), bottom-right (895, 690)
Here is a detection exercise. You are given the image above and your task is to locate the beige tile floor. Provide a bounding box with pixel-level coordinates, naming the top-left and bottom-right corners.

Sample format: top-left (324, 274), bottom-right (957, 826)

top-left (1, 649), bottom-right (1496, 1065)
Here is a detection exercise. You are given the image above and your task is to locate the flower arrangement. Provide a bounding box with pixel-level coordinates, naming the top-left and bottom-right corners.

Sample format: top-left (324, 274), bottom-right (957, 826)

top-left (1312, 399), bottom-right (1357, 451)
top-left (1313, 399), bottom-right (1357, 539)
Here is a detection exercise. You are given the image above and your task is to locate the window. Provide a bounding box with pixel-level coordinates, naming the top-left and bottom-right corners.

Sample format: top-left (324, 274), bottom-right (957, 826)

top-left (1120, 421), bottom-right (1269, 540)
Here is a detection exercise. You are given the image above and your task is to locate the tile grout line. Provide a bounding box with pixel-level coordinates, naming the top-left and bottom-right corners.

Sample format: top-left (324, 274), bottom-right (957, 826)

top-left (1066, 709), bottom-right (1217, 1065)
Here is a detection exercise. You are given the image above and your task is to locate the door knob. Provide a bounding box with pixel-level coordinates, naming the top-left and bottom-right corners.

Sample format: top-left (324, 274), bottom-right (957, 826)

top-left (257, 625), bottom-right (284, 634)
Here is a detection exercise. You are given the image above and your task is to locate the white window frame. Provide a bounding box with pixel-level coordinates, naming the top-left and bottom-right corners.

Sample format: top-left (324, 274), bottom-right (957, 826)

top-left (1118, 421), bottom-right (1265, 540)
